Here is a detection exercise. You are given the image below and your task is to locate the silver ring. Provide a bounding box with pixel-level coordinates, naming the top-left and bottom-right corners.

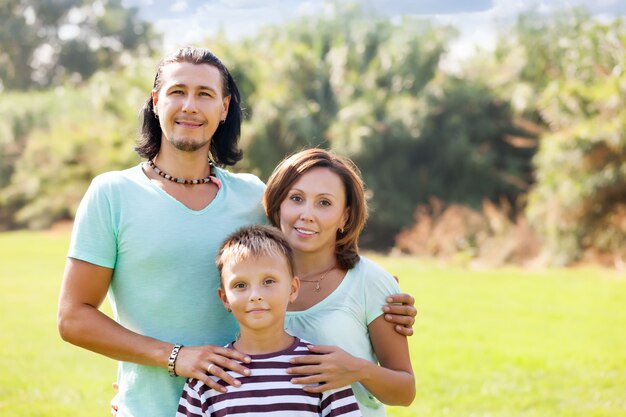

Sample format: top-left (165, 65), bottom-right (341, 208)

top-left (207, 363), bottom-right (216, 374)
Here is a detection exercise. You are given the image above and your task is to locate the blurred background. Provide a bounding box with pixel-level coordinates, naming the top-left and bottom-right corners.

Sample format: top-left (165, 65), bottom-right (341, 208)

top-left (0, 1), bottom-right (625, 416)
top-left (1, 0), bottom-right (625, 266)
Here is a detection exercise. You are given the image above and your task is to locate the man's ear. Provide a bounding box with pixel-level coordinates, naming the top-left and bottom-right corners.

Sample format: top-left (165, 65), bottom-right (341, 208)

top-left (221, 95), bottom-right (231, 121)
top-left (217, 287), bottom-right (231, 311)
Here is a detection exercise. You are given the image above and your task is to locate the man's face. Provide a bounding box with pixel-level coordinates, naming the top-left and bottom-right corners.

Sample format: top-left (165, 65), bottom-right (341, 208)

top-left (152, 62), bottom-right (230, 153)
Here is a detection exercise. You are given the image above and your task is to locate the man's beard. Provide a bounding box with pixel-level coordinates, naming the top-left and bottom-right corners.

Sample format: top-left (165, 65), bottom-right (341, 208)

top-left (170, 136), bottom-right (211, 152)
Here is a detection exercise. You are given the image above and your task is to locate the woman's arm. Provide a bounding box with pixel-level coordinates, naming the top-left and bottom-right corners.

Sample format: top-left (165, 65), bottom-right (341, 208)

top-left (287, 316), bottom-right (415, 406)
top-left (361, 315), bottom-right (415, 405)
top-left (58, 258), bottom-right (250, 393)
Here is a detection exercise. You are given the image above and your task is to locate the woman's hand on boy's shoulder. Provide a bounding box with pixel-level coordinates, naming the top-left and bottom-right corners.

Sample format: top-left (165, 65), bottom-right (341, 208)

top-left (286, 345), bottom-right (365, 392)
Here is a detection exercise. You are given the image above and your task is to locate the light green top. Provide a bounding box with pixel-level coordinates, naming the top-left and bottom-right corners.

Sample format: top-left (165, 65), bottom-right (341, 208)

top-left (68, 163), bottom-right (266, 417)
top-left (285, 256), bottom-right (402, 417)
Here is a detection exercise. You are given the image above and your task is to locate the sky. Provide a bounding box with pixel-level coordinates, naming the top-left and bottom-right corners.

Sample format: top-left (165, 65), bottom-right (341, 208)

top-left (123, 0), bottom-right (626, 63)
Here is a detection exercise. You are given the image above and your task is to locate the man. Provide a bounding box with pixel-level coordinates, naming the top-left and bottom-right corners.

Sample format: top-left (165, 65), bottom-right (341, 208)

top-left (57, 47), bottom-right (416, 417)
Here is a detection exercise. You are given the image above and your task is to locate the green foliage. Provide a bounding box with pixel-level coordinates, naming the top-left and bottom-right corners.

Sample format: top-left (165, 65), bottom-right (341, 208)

top-left (334, 75), bottom-right (534, 247)
top-left (0, 90), bottom-right (76, 227)
top-left (0, 59), bottom-right (152, 228)
top-left (219, 6), bottom-right (530, 246)
top-left (2, 5), bottom-right (623, 263)
top-left (0, 0), bottom-right (159, 90)
top-left (458, 9), bottom-right (626, 264)
top-left (511, 12), bottom-right (626, 263)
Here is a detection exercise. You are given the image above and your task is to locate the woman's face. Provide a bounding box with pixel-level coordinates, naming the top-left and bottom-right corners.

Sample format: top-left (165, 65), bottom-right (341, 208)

top-left (278, 167), bottom-right (349, 257)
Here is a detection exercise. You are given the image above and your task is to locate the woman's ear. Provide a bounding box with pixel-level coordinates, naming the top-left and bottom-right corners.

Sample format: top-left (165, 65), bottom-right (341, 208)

top-left (341, 207), bottom-right (350, 232)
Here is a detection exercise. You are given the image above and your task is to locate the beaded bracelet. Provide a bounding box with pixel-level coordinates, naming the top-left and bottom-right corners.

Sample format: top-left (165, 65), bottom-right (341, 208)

top-left (167, 344), bottom-right (184, 377)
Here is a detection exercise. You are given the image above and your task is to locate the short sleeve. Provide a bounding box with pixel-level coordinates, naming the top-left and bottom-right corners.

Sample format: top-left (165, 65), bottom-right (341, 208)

top-left (67, 174), bottom-right (118, 269)
top-left (361, 258), bottom-right (402, 326)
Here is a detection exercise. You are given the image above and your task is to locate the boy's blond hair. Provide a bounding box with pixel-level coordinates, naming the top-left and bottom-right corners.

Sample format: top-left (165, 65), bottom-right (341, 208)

top-left (216, 225), bottom-right (295, 285)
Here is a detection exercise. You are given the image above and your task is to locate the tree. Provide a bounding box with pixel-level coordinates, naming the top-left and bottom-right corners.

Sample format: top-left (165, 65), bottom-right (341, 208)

top-left (209, 4), bottom-right (537, 248)
top-left (1, 59), bottom-right (152, 229)
top-left (0, 0), bottom-right (159, 90)
top-left (477, 9), bottom-right (626, 264)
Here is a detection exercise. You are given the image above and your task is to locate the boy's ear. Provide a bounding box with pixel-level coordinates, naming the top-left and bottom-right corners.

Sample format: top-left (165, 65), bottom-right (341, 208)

top-left (289, 276), bottom-right (300, 303)
top-left (217, 287), bottom-right (231, 311)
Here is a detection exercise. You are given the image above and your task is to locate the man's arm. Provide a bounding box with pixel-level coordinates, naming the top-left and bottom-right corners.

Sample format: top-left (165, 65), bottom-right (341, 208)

top-left (57, 258), bottom-right (250, 392)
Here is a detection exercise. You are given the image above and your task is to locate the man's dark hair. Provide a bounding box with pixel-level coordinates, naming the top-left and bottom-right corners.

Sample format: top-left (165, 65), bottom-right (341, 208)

top-left (135, 46), bottom-right (243, 166)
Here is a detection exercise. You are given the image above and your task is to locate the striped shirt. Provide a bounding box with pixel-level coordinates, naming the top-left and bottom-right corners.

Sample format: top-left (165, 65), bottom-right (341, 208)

top-left (176, 337), bottom-right (362, 417)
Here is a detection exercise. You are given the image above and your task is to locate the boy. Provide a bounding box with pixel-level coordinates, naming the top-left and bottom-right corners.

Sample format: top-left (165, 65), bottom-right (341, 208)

top-left (176, 225), bottom-right (362, 417)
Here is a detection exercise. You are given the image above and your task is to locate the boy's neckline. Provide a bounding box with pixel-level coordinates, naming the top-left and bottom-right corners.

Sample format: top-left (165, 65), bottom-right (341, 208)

top-left (230, 334), bottom-right (298, 358)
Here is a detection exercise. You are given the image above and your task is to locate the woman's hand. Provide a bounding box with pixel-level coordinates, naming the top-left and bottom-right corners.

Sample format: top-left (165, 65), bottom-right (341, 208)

top-left (383, 293), bottom-right (417, 336)
top-left (286, 345), bottom-right (367, 392)
top-left (174, 345), bottom-right (252, 393)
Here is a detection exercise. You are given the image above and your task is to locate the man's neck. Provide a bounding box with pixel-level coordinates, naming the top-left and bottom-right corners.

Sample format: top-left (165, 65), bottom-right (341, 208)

top-left (233, 330), bottom-right (294, 355)
top-left (155, 143), bottom-right (212, 180)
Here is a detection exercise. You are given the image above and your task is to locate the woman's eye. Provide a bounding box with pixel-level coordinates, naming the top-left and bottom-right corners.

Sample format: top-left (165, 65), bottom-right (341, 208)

top-left (319, 199), bottom-right (331, 207)
top-left (289, 195), bottom-right (302, 202)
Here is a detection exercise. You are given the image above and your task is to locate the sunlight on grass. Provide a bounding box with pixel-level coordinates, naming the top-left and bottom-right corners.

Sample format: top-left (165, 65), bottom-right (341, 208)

top-left (1, 233), bottom-right (624, 416)
top-left (368, 254), bottom-right (626, 417)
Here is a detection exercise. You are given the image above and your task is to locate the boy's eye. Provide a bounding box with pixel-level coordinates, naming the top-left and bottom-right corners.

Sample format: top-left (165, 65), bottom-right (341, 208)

top-left (233, 282), bottom-right (246, 289)
top-left (263, 278), bottom-right (275, 285)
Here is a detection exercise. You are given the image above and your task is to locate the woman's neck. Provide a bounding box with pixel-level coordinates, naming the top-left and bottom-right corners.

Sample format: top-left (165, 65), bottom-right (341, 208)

top-left (293, 250), bottom-right (337, 277)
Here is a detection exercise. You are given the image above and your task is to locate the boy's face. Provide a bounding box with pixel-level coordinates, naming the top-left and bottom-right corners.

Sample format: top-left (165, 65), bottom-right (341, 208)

top-left (218, 253), bottom-right (299, 335)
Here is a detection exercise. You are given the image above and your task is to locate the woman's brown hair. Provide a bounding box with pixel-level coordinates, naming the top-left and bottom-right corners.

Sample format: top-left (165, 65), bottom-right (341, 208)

top-left (263, 148), bottom-right (368, 270)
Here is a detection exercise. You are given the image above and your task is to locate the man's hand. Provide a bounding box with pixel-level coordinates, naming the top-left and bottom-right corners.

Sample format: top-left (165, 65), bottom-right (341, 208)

top-left (383, 293), bottom-right (417, 336)
top-left (174, 345), bottom-right (252, 393)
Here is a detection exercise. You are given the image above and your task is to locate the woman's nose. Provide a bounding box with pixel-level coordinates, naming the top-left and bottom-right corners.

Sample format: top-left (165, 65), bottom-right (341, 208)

top-left (298, 204), bottom-right (314, 221)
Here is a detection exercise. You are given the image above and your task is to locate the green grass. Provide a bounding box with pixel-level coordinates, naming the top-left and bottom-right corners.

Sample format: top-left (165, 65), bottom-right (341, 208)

top-left (1, 231), bottom-right (625, 416)
top-left (368, 254), bottom-right (626, 417)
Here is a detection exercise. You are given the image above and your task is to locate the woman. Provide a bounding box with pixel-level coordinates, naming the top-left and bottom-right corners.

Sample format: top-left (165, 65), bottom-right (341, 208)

top-left (264, 149), bottom-right (416, 415)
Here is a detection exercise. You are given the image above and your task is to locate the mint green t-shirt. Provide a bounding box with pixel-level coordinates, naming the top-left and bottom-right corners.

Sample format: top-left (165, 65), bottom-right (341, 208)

top-left (68, 163), bottom-right (266, 417)
top-left (285, 257), bottom-right (402, 417)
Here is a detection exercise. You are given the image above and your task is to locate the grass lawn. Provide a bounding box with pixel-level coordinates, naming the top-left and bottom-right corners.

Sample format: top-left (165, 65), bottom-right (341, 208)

top-left (1, 230), bottom-right (625, 416)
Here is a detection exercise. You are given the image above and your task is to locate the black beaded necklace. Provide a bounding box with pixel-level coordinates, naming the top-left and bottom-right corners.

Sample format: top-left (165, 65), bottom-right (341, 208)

top-left (147, 159), bottom-right (216, 185)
